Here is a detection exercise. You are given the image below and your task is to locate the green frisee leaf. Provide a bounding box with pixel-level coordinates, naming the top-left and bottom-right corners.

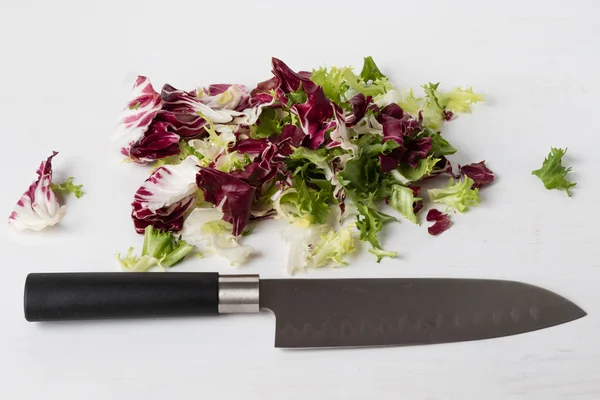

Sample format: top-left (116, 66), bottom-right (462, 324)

top-left (294, 176), bottom-right (332, 225)
top-left (532, 147), bottom-right (576, 196)
top-left (308, 224), bottom-right (357, 268)
top-left (287, 82), bottom-right (308, 105)
top-left (428, 176), bottom-right (481, 213)
top-left (311, 66), bottom-right (349, 105)
top-left (359, 56), bottom-right (386, 82)
top-left (117, 225), bottom-right (195, 272)
top-left (355, 202), bottom-right (397, 262)
top-left (250, 107), bottom-right (285, 139)
top-left (50, 177), bottom-right (84, 199)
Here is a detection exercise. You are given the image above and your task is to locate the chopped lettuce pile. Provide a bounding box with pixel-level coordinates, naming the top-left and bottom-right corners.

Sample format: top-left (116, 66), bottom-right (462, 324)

top-left (7, 57), bottom-right (582, 275)
top-left (111, 57), bottom-right (492, 274)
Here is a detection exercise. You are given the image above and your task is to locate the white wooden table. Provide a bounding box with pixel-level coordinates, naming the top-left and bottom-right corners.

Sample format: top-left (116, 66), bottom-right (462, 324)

top-left (1, 1), bottom-right (599, 398)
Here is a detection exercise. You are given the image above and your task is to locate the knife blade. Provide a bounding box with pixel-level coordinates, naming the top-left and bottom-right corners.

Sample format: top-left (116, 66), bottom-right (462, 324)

top-left (24, 273), bottom-right (586, 348)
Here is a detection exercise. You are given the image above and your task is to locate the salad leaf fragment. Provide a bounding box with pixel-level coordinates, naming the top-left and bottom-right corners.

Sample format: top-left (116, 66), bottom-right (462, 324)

top-left (50, 177), bottom-right (84, 199)
top-left (428, 176), bottom-right (481, 213)
top-left (117, 225), bottom-right (195, 272)
top-left (8, 152), bottom-right (67, 231)
top-left (460, 161), bottom-right (494, 189)
top-left (426, 209), bottom-right (451, 236)
top-left (532, 148), bottom-right (576, 196)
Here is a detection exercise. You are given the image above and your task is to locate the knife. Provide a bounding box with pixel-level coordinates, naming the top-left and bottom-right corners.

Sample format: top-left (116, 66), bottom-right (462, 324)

top-left (24, 272), bottom-right (586, 348)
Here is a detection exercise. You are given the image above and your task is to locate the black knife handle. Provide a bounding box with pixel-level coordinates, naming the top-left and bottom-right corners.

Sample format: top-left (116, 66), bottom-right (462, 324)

top-left (24, 272), bottom-right (219, 321)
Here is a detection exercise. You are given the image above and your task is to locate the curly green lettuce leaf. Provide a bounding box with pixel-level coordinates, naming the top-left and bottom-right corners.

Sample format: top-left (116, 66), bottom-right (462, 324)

top-left (309, 223), bottom-right (357, 268)
top-left (355, 202), bottom-right (397, 262)
top-left (289, 147), bottom-right (334, 180)
top-left (344, 68), bottom-right (394, 98)
top-left (389, 185), bottom-right (420, 224)
top-left (311, 66), bottom-right (349, 105)
top-left (188, 118), bottom-right (251, 173)
top-left (286, 82), bottom-right (309, 105)
top-left (438, 87), bottom-right (484, 113)
top-left (116, 225), bottom-right (195, 272)
top-left (428, 176), bottom-right (481, 212)
top-left (397, 89), bottom-right (422, 116)
top-left (275, 176), bottom-right (334, 225)
top-left (295, 178), bottom-right (332, 224)
top-left (311, 57), bottom-right (393, 103)
top-left (419, 83), bottom-right (484, 130)
top-left (50, 177), bottom-right (84, 199)
top-left (249, 107), bottom-right (286, 139)
top-left (339, 135), bottom-right (400, 198)
top-left (360, 56), bottom-right (385, 82)
top-left (532, 147), bottom-right (576, 196)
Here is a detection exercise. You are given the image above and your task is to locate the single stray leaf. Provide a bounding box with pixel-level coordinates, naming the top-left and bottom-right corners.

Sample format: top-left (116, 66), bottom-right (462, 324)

top-left (426, 209), bottom-right (451, 235)
top-left (532, 147), bottom-right (576, 196)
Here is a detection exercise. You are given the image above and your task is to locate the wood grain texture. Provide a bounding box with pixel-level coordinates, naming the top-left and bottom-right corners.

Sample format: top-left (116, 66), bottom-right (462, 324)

top-left (0, 0), bottom-right (599, 399)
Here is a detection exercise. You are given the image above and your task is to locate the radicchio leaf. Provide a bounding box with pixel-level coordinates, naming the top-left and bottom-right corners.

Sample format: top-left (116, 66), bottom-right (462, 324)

top-left (196, 167), bottom-right (255, 236)
top-left (328, 103), bottom-right (358, 155)
top-left (378, 154), bottom-right (398, 173)
top-left (378, 103), bottom-right (404, 122)
top-left (271, 57), bottom-right (316, 94)
top-left (460, 160), bottom-right (495, 189)
top-left (233, 137), bottom-right (271, 155)
top-left (128, 121), bottom-right (181, 164)
top-left (200, 84), bottom-right (249, 110)
top-left (381, 110), bottom-right (423, 144)
top-left (292, 86), bottom-right (334, 149)
top-left (345, 94), bottom-right (372, 127)
top-left (131, 156), bottom-right (200, 233)
top-left (161, 84), bottom-right (242, 125)
top-left (402, 137), bottom-right (433, 168)
top-left (378, 105), bottom-right (431, 168)
top-left (230, 144), bottom-right (282, 188)
top-left (250, 76), bottom-right (278, 97)
top-left (154, 111), bottom-right (207, 139)
top-left (412, 186), bottom-right (423, 214)
top-left (272, 124), bottom-right (306, 156)
top-left (8, 152), bottom-right (67, 231)
top-left (426, 209), bottom-right (451, 235)
top-left (113, 76), bottom-right (163, 155)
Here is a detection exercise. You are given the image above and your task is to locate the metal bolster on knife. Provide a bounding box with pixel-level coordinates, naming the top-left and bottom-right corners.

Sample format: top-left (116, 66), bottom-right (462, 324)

top-left (218, 275), bottom-right (260, 314)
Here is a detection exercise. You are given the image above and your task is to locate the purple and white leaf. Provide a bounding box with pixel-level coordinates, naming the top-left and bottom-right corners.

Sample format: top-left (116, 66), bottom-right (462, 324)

top-left (112, 76), bottom-right (163, 155)
top-left (8, 152), bottom-right (66, 231)
top-left (131, 156), bottom-right (201, 233)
